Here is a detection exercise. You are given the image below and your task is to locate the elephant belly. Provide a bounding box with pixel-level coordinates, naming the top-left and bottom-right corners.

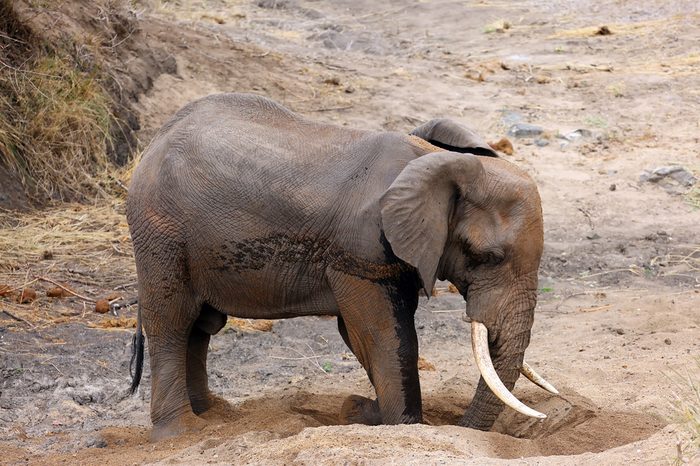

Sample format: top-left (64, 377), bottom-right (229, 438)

top-left (195, 264), bottom-right (339, 319)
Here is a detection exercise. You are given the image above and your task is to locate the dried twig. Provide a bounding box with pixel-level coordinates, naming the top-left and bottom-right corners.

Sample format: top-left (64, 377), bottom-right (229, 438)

top-left (36, 276), bottom-right (96, 302)
top-left (1, 310), bottom-right (36, 328)
top-left (113, 282), bottom-right (137, 291)
top-left (270, 345), bottom-right (330, 375)
top-left (0, 278), bottom-right (39, 294)
top-left (309, 105), bottom-right (354, 112)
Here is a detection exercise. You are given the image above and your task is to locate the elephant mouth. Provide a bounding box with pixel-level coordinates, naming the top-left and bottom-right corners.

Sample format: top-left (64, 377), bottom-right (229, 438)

top-left (470, 321), bottom-right (558, 419)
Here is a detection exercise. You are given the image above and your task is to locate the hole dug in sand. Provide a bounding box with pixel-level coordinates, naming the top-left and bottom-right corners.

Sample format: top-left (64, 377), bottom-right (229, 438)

top-left (76, 389), bottom-right (666, 464)
top-left (159, 388), bottom-right (665, 463)
top-left (491, 389), bottom-right (666, 456)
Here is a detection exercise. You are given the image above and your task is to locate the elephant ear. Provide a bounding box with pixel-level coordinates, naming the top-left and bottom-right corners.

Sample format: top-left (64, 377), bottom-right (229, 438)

top-left (380, 152), bottom-right (484, 296)
top-left (411, 119), bottom-right (498, 157)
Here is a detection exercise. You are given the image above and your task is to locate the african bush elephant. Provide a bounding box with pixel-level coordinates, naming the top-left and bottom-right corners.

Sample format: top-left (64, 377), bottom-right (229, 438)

top-left (127, 93), bottom-right (557, 440)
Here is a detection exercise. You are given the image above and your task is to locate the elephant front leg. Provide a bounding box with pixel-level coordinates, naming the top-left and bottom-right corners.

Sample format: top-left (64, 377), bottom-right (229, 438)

top-left (329, 271), bottom-right (422, 425)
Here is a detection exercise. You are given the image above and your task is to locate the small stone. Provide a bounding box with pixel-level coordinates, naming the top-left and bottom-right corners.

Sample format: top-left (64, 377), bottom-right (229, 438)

top-left (586, 232), bottom-right (601, 240)
top-left (595, 25), bottom-right (612, 36)
top-left (94, 299), bottom-right (110, 314)
top-left (609, 183), bottom-right (617, 191)
top-left (42, 250), bottom-right (54, 260)
top-left (534, 138), bottom-right (549, 147)
top-left (508, 123), bottom-right (543, 138)
top-left (535, 75), bottom-right (551, 84)
top-left (562, 129), bottom-right (593, 141)
top-left (324, 76), bottom-right (341, 85)
top-left (344, 85), bottom-right (355, 93)
top-left (615, 328), bottom-right (625, 335)
top-left (664, 338), bottom-right (672, 345)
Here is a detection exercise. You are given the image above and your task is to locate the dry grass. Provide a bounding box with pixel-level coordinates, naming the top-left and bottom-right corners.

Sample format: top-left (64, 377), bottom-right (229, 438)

top-left (0, 54), bottom-right (115, 202)
top-left (0, 200), bottom-right (137, 331)
top-left (651, 246), bottom-right (700, 284)
top-left (0, 201), bottom-right (134, 282)
top-left (549, 15), bottom-right (700, 39)
top-left (671, 359), bottom-right (700, 464)
top-left (0, 0), bottom-right (132, 204)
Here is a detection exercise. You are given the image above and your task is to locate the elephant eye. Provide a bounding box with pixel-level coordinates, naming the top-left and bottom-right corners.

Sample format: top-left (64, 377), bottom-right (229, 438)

top-left (462, 243), bottom-right (505, 266)
top-left (471, 249), bottom-right (504, 266)
top-left (484, 251), bottom-right (504, 265)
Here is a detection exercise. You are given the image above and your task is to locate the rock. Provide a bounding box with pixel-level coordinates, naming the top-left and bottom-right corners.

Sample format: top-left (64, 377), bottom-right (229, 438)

top-left (488, 137), bottom-right (514, 155)
top-left (609, 184), bottom-right (617, 191)
top-left (664, 338), bottom-right (671, 345)
top-left (83, 436), bottom-right (108, 449)
top-left (586, 232), bottom-right (600, 240)
top-left (534, 138), bottom-right (549, 147)
top-left (94, 299), bottom-right (110, 314)
top-left (562, 129), bottom-right (593, 141)
top-left (256, 0), bottom-right (291, 9)
top-left (500, 111), bottom-right (523, 126)
top-left (508, 123), bottom-right (543, 138)
top-left (640, 166), bottom-right (696, 187)
top-left (595, 25), bottom-right (612, 36)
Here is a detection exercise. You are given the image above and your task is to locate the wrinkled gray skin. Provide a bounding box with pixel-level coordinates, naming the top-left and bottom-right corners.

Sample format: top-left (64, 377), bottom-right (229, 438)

top-left (126, 93), bottom-right (544, 440)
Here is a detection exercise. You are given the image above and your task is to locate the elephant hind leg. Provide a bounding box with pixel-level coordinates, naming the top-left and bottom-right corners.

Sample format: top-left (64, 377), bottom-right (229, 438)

top-left (187, 303), bottom-right (227, 415)
top-left (141, 289), bottom-right (207, 441)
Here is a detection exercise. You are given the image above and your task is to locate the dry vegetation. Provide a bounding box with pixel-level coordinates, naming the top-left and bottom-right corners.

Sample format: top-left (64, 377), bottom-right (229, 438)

top-left (0, 0), bottom-right (124, 203)
top-left (671, 359), bottom-right (700, 464)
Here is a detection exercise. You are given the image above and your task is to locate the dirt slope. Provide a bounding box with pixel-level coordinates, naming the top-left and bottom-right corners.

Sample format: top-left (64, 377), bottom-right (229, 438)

top-left (1, 0), bottom-right (699, 464)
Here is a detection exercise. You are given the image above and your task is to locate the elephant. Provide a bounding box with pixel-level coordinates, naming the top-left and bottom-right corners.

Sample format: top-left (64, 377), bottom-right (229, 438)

top-left (126, 93), bottom-right (557, 441)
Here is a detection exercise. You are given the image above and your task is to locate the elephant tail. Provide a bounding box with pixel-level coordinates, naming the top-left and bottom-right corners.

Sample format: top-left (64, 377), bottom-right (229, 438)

top-left (129, 304), bottom-right (145, 395)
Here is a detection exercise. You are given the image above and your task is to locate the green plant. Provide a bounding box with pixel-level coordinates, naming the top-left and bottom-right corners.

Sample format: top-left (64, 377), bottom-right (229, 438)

top-left (322, 361), bottom-right (333, 373)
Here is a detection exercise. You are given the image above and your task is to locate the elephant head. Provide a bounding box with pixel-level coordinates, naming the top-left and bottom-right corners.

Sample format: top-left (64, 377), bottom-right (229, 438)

top-left (380, 151), bottom-right (556, 430)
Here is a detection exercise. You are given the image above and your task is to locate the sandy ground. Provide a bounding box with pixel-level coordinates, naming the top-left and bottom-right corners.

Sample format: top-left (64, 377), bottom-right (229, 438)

top-left (1, 0), bottom-right (699, 464)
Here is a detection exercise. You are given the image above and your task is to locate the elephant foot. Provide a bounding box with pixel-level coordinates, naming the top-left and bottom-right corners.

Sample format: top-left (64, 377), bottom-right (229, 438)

top-left (339, 395), bottom-right (382, 426)
top-left (198, 394), bottom-right (238, 422)
top-left (151, 411), bottom-right (208, 442)
top-left (191, 391), bottom-right (226, 415)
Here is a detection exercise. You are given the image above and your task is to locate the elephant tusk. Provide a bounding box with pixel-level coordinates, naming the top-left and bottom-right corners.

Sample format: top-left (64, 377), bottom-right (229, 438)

top-left (520, 362), bottom-right (559, 395)
top-left (470, 321), bottom-right (546, 420)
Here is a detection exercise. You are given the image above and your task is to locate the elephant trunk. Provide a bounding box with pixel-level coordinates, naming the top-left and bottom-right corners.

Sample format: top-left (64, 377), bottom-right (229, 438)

top-left (459, 301), bottom-right (534, 430)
